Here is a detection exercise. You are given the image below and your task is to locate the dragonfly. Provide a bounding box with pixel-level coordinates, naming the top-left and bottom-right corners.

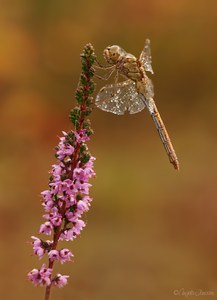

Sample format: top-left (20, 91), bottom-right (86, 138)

top-left (95, 39), bottom-right (179, 170)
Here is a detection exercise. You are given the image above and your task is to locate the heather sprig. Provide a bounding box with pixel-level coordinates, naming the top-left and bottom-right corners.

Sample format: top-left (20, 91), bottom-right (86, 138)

top-left (28, 44), bottom-right (96, 300)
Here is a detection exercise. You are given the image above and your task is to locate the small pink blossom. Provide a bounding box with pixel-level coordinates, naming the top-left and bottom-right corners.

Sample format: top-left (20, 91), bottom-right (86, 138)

top-left (64, 194), bottom-right (76, 208)
top-left (77, 200), bottom-right (88, 212)
top-left (74, 181), bottom-right (91, 194)
top-left (43, 207), bottom-right (62, 226)
top-left (86, 156), bottom-right (96, 168)
top-left (50, 164), bottom-right (64, 180)
top-left (56, 140), bottom-right (75, 160)
top-left (73, 168), bottom-right (86, 181)
top-left (83, 195), bottom-right (92, 205)
top-left (31, 237), bottom-right (53, 259)
top-left (39, 221), bottom-right (53, 235)
top-left (65, 211), bottom-right (77, 222)
top-left (42, 200), bottom-right (54, 212)
top-left (84, 167), bottom-right (95, 179)
top-left (73, 219), bottom-right (86, 235)
top-left (53, 274), bottom-right (69, 288)
top-left (28, 264), bottom-right (52, 286)
top-left (48, 250), bottom-right (59, 262)
top-left (59, 228), bottom-right (75, 241)
top-left (49, 178), bottom-right (74, 195)
top-left (31, 236), bottom-right (45, 259)
top-left (41, 189), bottom-right (53, 200)
top-left (75, 129), bottom-right (90, 143)
top-left (59, 248), bottom-right (74, 264)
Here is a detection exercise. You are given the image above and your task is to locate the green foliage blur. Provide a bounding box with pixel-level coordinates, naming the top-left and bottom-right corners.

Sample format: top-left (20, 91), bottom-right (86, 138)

top-left (0, 1), bottom-right (216, 299)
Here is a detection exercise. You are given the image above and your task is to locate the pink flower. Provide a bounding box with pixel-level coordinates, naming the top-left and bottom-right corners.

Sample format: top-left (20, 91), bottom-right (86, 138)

top-left (39, 222), bottom-right (53, 235)
top-left (77, 200), bottom-right (88, 212)
top-left (59, 228), bottom-right (75, 241)
top-left (43, 207), bottom-right (62, 227)
top-left (65, 211), bottom-right (77, 222)
top-left (86, 156), bottom-right (96, 168)
top-left (53, 274), bottom-right (69, 288)
top-left (75, 129), bottom-right (90, 143)
top-left (41, 190), bottom-right (54, 211)
top-left (28, 264), bottom-right (52, 286)
top-left (50, 164), bottom-right (64, 180)
top-left (73, 219), bottom-right (85, 235)
top-left (73, 166), bottom-right (95, 183)
top-left (59, 248), bottom-right (74, 264)
top-left (48, 250), bottom-right (59, 262)
top-left (84, 166), bottom-right (95, 179)
top-left (42, 200), bottom-right (54, 212)
top-left (73, 168), bottom-right (83, 180)
top-left (31, 236), bottom-right (41, 247)
top-left (31, 237), bottom-right (53, 259)
top-left (49, 178), bottom-right (74, 195)
top-left (83, 195), bottom-right (92, 205)
top-left (74, 181), bottom-right (91, 194)
top-left (56, 137), bottom-right (75, 160)
top-left (64, 194), bottom-right (76, 208)
top-left (41, 190), bottom-right (52, 201)
top-left (31, 236), bottom-right (45, 259)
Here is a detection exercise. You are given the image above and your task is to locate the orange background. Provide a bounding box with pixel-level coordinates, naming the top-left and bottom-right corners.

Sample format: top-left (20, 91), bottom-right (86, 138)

top-left (0, 1), bottom-right (217, 299)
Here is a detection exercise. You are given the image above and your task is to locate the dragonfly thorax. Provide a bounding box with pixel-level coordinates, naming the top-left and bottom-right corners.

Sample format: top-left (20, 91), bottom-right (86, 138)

top-left (103, 45), bottom-right (126, 64)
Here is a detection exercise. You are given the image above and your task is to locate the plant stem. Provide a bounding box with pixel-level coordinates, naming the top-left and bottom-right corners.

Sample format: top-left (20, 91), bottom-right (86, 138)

top-left (44, 284), bottom-right (51, 300)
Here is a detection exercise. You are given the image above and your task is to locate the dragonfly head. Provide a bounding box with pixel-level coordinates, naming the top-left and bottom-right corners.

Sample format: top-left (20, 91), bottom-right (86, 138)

top-left (103, 45), bottom-right (125, 64)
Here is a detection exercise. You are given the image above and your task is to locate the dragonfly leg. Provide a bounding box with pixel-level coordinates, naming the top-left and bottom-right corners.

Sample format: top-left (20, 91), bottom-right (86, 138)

top-left (94, 67), bottom-right (116, 81)
top-left (94, 59), bottom-right (115, 70)
top-left (110, 71), bottom-right (119, 96)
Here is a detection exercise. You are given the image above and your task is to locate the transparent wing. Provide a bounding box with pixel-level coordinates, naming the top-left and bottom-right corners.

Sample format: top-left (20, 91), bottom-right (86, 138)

top-left (95, 80), bottom-right (145, 115)
top-left (139, 39), bottom-right (154, 74)
top-left (144, 76), bottom-right (154, 99)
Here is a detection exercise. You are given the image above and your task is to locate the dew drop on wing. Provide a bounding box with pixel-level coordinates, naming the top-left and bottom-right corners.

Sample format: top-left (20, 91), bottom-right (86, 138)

top-left (95, 80), bottom-right (145, 115)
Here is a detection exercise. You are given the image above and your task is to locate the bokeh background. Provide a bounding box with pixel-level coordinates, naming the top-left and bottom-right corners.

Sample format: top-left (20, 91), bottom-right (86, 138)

top-left (0, 0), bottom-right (217, 299)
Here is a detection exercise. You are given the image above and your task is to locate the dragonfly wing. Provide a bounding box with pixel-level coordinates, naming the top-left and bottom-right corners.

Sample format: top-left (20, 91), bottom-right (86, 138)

top-left (139, 39), bottom-right (154, 74)
top-left (95, 80), bottom-right (145, 115)
top-left (140, 94), bottom-right (179, 170)
top-left (144, 76), bottom-right (154, 99)
top-left (125, 81), bottom-right (145, 114)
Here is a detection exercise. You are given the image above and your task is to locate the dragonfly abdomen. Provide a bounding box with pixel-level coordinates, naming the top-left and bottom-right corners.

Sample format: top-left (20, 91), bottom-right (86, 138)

top-left (141, 96), bottom-right (179, 170)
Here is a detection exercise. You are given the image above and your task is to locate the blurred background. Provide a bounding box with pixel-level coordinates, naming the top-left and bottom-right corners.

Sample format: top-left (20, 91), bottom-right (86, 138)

top-left (0, 0), bottom-right (217, 299)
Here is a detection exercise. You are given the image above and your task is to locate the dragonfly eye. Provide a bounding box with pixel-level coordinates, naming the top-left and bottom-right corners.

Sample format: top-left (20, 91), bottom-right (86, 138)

top-left (103, 45), bottom-right (121, 64)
